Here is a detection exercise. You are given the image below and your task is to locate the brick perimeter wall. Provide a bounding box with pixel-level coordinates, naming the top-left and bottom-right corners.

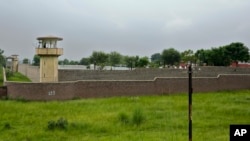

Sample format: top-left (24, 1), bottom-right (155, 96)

top-left (18, 64), bottom-right (250, 81)
top-left (6, 75), bottom-right (250, 101)
top-left (0, 86), bottom-right (7, 98)
top-left (58, 67), bottom-right (250, 81)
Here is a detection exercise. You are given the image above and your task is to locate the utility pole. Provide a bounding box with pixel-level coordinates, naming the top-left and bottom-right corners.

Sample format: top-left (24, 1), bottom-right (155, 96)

top-left (188, 64), bottom-right (193, 141)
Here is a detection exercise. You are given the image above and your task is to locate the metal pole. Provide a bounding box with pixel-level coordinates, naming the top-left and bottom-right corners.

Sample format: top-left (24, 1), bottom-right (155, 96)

top-left (188, 64), bottom-right (193, 141)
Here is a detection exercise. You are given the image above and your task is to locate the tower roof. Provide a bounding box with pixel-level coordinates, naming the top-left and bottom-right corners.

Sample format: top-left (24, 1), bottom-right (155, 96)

top-left (36, 36), bottom-right (63, 41)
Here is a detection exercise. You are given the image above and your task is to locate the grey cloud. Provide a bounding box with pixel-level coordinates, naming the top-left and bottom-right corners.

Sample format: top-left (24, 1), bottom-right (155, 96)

top-left (0, 0), bottom-right (250, 60)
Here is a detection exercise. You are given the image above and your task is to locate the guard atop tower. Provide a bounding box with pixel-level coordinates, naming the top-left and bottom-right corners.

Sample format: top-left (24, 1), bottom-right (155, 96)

top-left (36, 36), bottom-right (63, 56)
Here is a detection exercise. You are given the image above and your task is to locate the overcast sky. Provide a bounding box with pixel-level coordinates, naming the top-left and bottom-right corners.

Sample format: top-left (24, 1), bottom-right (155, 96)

top-left (0, 0), bottom-right (250, 61)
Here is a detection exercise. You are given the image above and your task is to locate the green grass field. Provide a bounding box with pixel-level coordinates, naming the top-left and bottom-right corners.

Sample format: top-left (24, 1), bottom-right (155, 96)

top-left (0, 90), bottom-right (249, 141)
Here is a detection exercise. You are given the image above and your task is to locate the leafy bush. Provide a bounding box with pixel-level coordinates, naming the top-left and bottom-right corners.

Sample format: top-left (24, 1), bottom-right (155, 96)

top-left (56, 117), bottom-right (68, 129)
top-left (3, 122), bottom-right (11, 129)
top-left (47, 120), bottom-right (56, 130)
top-left (48, 117), bottom-right (68, 130)
top-left (6, 69), bottom-right (13, 78)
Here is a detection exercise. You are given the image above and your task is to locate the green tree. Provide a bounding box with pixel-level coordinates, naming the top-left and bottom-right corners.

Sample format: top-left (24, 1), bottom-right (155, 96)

top-left (58, 60), bottom-right (63, 65)
top-left (137, 56), bottom-right (149, 68)
top-left (195, 49), bottom-right (213, 66)
top-left (79, 58), bottom-right (90, 66)
top-left (109, 51), bottom-right (122, 69)
top-left (181, 49), bottom-right (195, 63)
top-left (124, 56), bottom-right (136, 70)
top-left (224, 42), bottom-right (250, 64)
top-left (0, 49), bottom-right (6, 67)
top-left (23, 58), bottom-right (29, 64)
top-left (161, 48), bottom-right (181, 67)
top-left (195, 49), bottom-right (205, 65)
top-left (63, 59), bottom-right (70, 65)
top-left (195, 42), bottom-right (249, 66)
top-left (210, 47), bottom-right (230, 66)
top-left (151, 53), bottom-right (161, 62)
top-left (150, 53), bottom-right (162, 67)
top-left (32, 55), bottom-right (40, 66)
top-left (89, 51), bottom-right (109, 70)
top-left (134, 55), bottom-right (140, 67)
top-left (69, 60), bottom-right (79, 65)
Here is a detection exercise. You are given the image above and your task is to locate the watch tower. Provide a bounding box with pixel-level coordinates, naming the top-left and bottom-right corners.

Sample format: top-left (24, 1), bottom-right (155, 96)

top-left (36, 36), bottom-right (63, 82)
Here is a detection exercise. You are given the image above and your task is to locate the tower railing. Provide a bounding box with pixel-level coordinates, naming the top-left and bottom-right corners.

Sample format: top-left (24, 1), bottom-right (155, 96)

top-left (36, 48), bottom-right (63, 56)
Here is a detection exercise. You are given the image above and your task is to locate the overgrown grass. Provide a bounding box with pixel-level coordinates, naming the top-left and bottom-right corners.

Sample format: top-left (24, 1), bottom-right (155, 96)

top-left (6, 71), bottom-right (31, 82)
top-left (0, 90), bottom-right (249, 141)
top-left (0, 68), bottom-right (31, 86)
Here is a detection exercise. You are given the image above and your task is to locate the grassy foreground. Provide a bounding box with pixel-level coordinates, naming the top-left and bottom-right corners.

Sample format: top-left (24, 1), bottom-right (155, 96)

top-left (0, 90), bottom-right (250, 141)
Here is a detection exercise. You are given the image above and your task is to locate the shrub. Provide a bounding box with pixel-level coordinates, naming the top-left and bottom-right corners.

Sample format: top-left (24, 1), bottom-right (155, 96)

top-left (118, 112), bottom-right (129, 124)
top-left (6, 69), bottom-right (13, 78)
top-left (118, 109), bottom-right (146, 126)
top-left (47, 117), bottom-right (68, 130)
top-left (56, 117), bottom-right (68, 129)
top-left (48, 120), bottom-right (56, 130)
top-left (3, 122), bottom-right (11, 129)
top-left (132, 108), bottom-right (145, 126)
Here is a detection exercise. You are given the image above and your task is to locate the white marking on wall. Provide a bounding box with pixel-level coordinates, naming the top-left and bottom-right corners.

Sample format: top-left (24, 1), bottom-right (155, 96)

top-left (48, 90), bottom-right (55, 96)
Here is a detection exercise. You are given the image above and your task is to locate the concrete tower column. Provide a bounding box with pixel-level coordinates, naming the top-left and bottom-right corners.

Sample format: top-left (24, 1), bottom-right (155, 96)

top-left (35, 36), bottom-right (63, 82)
top-left (11, 55), bottom-right (19, 72)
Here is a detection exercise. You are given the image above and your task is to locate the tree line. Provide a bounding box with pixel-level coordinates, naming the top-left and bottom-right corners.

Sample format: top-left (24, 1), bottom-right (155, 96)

top-left (195, 42), bottom-right (249, 66)
top-left (28, 42), bottom-right (249, 69)
top-left (61, 51), bottom-right (150, 70)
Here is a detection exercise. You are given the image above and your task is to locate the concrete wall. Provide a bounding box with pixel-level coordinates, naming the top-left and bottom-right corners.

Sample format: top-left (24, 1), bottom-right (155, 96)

top-left (18, 64), bottom-right (40, 82)
top-left (58, 67), bottom-right (250, 81)
top-left (5, 74), bottom-right (250, 101)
